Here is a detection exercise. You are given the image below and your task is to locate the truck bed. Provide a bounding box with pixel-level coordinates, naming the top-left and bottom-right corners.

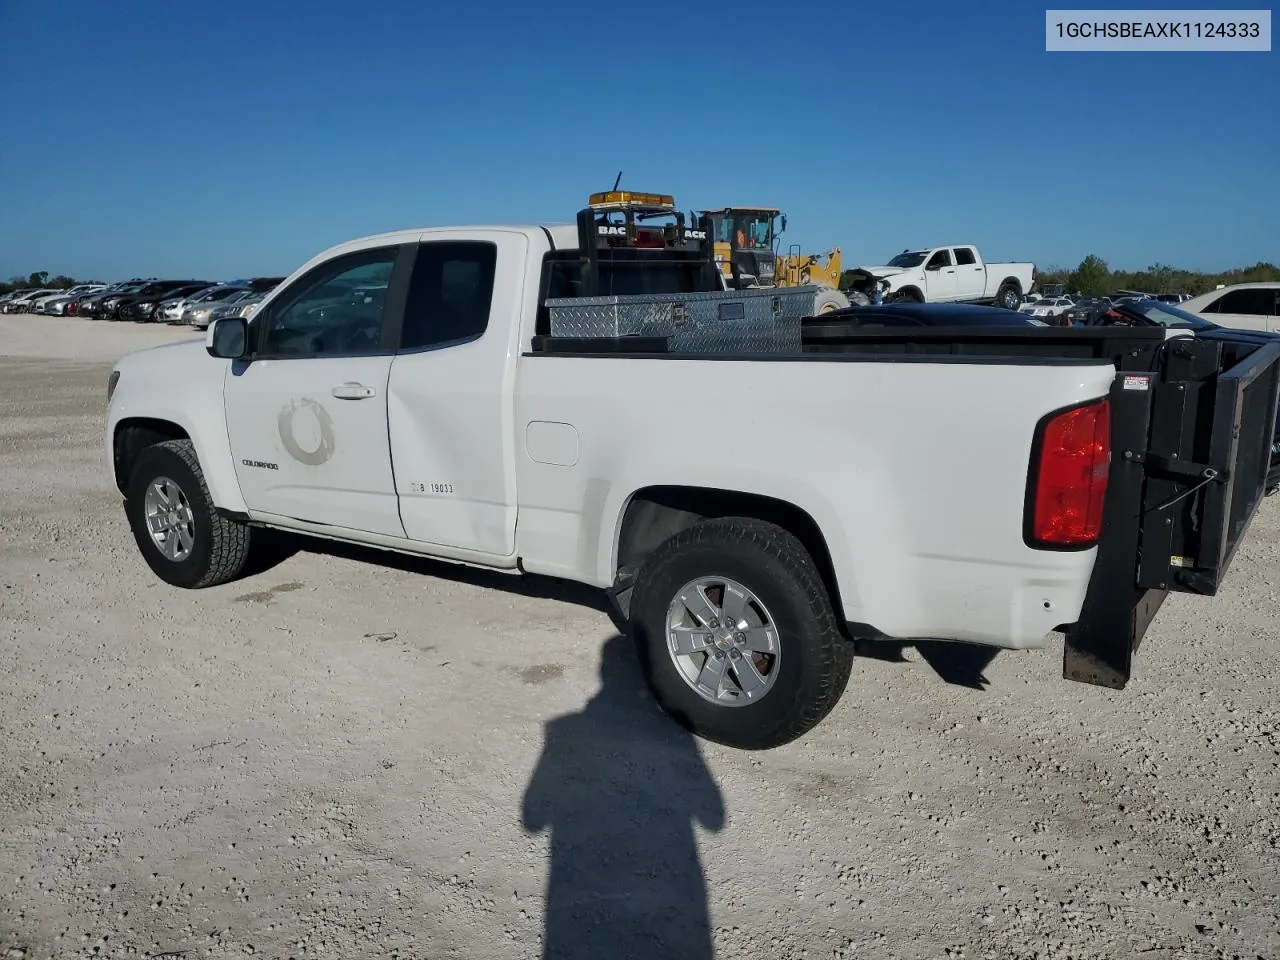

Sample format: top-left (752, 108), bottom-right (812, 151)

top-left (529, 322), bottom-right (1280, 690)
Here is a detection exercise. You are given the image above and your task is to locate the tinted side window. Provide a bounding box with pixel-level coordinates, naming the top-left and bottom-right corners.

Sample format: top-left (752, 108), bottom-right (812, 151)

top-left (926, 249), bottom-right (952, 268)
top-left (953, 247), bottom-right (976, 265)
top-left (400, 241), bottom-right (497, 350)
top-left (259, 246), bottom-right (399, 358)
top-left (1208, 289), bottom-right (1276, 316)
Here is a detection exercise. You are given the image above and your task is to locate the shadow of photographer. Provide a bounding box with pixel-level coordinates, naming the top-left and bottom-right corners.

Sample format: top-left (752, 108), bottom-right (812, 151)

top-left (522, 635), bottom-right (725, 960)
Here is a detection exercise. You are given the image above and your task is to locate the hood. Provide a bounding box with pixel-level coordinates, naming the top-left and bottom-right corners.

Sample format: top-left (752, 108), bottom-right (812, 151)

top-left (138, 337), bottom-right (205, 358)
top-left (112, 336), bottom-right (205, 375)
top-left (851, 266), bottom-right (910, 279)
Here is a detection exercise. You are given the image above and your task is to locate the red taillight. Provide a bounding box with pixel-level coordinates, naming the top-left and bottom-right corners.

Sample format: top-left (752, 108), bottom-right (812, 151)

top-left (1028, 398), bottom-right (1110, 548)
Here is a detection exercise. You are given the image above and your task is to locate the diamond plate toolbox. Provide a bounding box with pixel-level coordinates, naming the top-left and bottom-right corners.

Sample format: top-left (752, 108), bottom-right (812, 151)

top-left (545, 286), bottom-right (824, 354)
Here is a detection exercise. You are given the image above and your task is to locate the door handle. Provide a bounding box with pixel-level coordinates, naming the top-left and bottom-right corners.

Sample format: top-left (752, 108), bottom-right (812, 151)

top-left (944, 269), bottom-right (955, 273)
top-left (331, 382), bottom-right (376, 400)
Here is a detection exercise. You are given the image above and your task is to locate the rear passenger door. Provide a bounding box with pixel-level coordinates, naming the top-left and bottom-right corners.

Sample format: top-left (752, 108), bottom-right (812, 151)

top-left (951, 246), bottom-right (985, 300)
top-left (385, 233), bottom-right (526, 561)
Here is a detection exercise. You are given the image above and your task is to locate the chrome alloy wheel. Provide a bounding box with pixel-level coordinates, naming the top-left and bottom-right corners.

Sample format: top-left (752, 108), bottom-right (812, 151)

top-left (665, 576), bottom-right (781, 706)
top-left (143, 475), bottom-right (195, 562)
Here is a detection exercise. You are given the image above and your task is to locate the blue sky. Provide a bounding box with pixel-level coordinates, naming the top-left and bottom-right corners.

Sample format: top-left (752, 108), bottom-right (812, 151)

top-left (0, 0), bottom-right (1275, 281)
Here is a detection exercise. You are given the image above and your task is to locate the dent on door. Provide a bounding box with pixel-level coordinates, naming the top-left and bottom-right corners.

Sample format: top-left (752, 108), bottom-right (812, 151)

top-left (386, 385), bottom-right (518, 557)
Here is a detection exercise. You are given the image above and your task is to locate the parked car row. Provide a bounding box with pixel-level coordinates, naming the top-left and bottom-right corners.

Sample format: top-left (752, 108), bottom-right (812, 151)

top-left (0, 283), bottom-right (105, 314)
top-left (1012, 284), bottom-right (1280, 333)
top-left (0, 276), bottom-right (283, 328)
top-left (6, 275), bottom-right (1277, 335)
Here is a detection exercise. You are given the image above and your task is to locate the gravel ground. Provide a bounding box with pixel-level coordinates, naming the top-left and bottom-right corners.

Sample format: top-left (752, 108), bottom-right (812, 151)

top-left (1, 316), bottom-right (1278, 960)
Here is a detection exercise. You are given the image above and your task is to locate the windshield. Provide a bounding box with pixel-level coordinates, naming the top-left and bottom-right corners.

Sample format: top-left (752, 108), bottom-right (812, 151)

top-left (887, 251), bottom-right (928, 268)
top-left (200, 286), bottom-right (248, 302)
top-left (716, 212), bottom-right (776, 251)
top-left (1122, 300), bottom-right (1216, 330)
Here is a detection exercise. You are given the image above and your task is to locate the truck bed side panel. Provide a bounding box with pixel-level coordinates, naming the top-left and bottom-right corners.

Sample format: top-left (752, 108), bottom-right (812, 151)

top-left (513, 355), bottom-right (1116, 649)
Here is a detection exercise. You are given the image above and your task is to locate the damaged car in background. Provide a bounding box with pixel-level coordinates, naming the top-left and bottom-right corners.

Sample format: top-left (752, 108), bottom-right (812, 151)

top-left (842, 244), bottom-right (1036, 310)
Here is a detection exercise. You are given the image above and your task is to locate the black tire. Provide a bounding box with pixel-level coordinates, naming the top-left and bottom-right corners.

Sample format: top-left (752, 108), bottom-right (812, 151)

top-left (628, 517), bottom-right (854, 750)
top-left (887, 287), bottom-right (922, 303)
top-left (811, 287), bottom-right (851, 313)
top-left (125, 439), bottom-right (254, 588)
top-left (995, 282), bottom-right (1021, 311)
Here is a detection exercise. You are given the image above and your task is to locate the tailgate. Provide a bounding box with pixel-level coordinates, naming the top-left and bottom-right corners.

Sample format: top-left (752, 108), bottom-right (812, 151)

top-left (1063, 336), bottom-right (1280, 688)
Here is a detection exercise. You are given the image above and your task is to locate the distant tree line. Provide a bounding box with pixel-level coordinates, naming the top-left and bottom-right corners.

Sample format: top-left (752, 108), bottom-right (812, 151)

top-left (841, 257), bottom-right (1280, 298)
top-left (1034, 256), bottom-right (1280, 298)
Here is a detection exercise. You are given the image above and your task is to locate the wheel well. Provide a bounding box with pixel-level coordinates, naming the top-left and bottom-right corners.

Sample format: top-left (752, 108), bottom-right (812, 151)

top-left (999, 277), bottom-right (1022, 294)
top-left (614, 486), bottom-right (842, 612)
top-left (896, 286), bottom-right (923, 302)
top-left (113, 418), bottom-right (189, 492)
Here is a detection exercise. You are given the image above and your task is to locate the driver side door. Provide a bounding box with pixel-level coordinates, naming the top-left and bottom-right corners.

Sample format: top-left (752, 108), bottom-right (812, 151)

top-left (223, 243), bottom-right (412, 538)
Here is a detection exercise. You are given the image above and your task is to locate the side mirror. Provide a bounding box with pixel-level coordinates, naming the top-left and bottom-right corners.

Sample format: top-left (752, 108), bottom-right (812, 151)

top-left (206, 317), bottom-right (249, 360)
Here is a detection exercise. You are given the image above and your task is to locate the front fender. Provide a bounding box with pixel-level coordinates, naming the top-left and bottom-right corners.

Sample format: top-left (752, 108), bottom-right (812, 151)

top-left (106, 344), bottom-right (246, 514)
top-left (879, 270), bottom-right (922, 294)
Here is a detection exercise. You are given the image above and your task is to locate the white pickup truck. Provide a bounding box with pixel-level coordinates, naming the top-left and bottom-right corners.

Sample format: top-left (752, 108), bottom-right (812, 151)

top-left (845, 245), bottom-right (1037, 310)
top-left (105, 202), bottom-right (1280, 750)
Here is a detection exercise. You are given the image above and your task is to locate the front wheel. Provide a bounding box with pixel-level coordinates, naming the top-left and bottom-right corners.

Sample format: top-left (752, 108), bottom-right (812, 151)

top-left (125, 439), bottom-right (254, 588)
top-left (811, 287), bottom-right (852, 313)
top-left (628, 517), bottom-right (855, 750)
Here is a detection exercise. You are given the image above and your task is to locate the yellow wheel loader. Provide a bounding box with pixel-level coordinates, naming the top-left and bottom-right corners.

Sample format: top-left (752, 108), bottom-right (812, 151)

top-left (698, 207), bottom-right (860, 313)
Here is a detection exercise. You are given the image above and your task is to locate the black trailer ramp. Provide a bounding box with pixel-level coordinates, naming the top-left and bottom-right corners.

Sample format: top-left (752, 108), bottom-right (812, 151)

top-left (1061, 366), bottom-right (1163, 689)
top-left (1063, 336), bottom-right (1280, 688)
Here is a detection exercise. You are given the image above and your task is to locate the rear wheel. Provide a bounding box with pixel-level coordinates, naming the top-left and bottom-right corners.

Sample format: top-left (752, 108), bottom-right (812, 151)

top-left (628, 517), bottom-right (855, 750)
top-left (995, 282), bottom-right (1021, 310)
top-left (125, 439), bottom-right (254, 588)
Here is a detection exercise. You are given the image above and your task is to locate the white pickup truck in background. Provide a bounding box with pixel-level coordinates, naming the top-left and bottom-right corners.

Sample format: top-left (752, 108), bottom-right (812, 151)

top-left (845, 245), bottom-right (1037, 310)
top-left (104, 197), bottom-right (1280, 750)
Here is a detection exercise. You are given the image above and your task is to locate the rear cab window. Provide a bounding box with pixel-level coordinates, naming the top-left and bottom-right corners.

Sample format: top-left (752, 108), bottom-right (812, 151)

top-left (399, 241), bottom-right (499, 351)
